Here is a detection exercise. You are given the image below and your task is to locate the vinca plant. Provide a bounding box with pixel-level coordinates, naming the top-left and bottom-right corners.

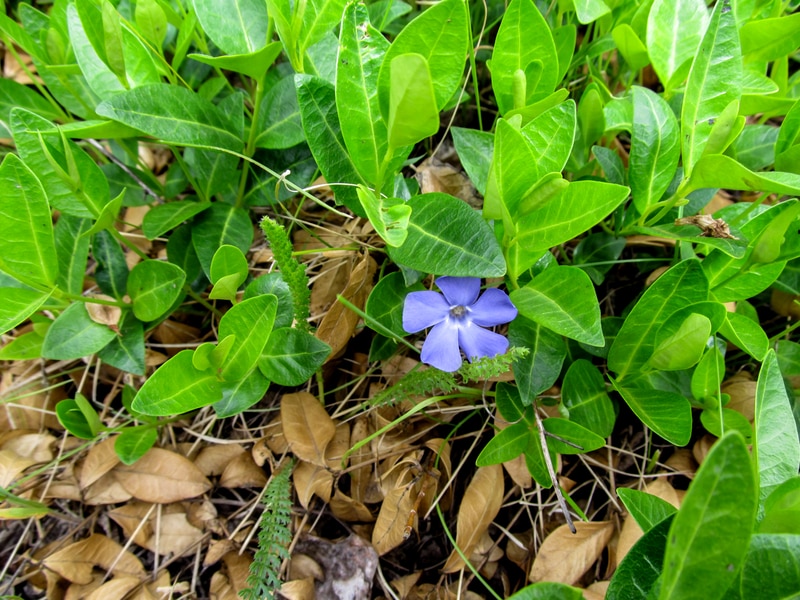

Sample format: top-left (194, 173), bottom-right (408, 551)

top-left (0, 0), bottom-right (799, 597)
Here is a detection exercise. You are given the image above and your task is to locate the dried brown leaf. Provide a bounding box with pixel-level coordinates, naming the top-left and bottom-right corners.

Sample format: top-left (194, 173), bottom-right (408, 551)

top-left (85, 296), bottom-right (122, 329)
top-left (42, 534), bottom-right (145, 584)
top-left (2, 432), bottom-right (55, 462)
top-left (221, 551), bottom-right (253, 595)
top-left (83, 472), bottom-right (133, 505)
top-left (583, 580), bottom-right (610, 600)
top-left (79, 437), bottom-right (120, 490)
top-left (329, 490), bottom-right (375, 522)
top-left (194, 444), bottom-right (245, 476)
top-left (280, 577), bottom-right (317, 600)
top-left (219, 450), bottom-right (267, 488)
top-left (281, 392), bottom-right (336, 466)
top-left (325, 422), bottom-right (351, 471)
top-left (85, 575), bottom-right (141, 600)
top-left (315, 253), bottom-right (377, 359)
top-left (293, 461), bottom-right (333, 508)
top-left (373, 471), bottom-right (416, 555)
top-left (442, 465), bottom-right (504, 572)
top-left (112, 447), bottom-right (211, 502)
top-left (0, 449), bottom-right (36, 487)
top-left (529, 521), bottom-right (615, 585)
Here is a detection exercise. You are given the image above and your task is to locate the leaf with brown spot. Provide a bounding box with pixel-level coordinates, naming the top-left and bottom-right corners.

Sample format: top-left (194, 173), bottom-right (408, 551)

top-left (315, 253), bottom-right (377, 359)
top-left (112, 447), bottom-right (211, 503)
top-left (529, 521), bottom-right (615, 585)
top-left (442, 465), bottom-right (504, 572)
top-left (281, 392), bottom-right (336, 467)
top-left (42, 534), bottom-right (145, 584)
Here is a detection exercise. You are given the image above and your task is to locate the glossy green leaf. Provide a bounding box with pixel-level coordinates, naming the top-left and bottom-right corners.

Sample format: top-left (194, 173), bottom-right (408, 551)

top-left (336, 4), bottom-right (389, 184)
top-left (719, 311), bottom-right (768, 361)
top-left (702, 99), bottom-right (745, 158)
top-left (133, 349), bottom-right (222, 415)
top-left (543, 418), bottom-right (605, 454)
top-left (609, 260), bottom-right (708, 380)
top-left (740, 13), bottom-right (800, 63)
top-left (134, 0), bottom-right (167, 47)
top-left (562, 359), bottom-right (615, 438)
top-left (739, 534), bottom-right (800, 599)
top-left (507, 582), bottom-right (582, 600)
top-left (485, 119), bottom-right (540, 221)
top-left (775, 99), bottom-right (800, 173)
top-left (93, 230), bottom-right (128, 300)
top-left (691, 347), bottom-right (725, 402)
top-left (141, 200), bottom-right (211, 240)
top-left (0, 153), bottom-right (58, 287)
top-left (681, 0), bottom-right (742, 176)
top-left (299, 0), bottom-right (349, 56)
top-left (495, 382), bottom-right (526, 422)
top-left (490, 0), bottom-right (558, 114)
top-left (97, 84), bottom-right (244, 152)
top-left (633, 223), bottom-right (747, 258)
top-left (659, 432), bottom-right (756, 600)
top-left (524, 427), bottom-right (556, 487)
top-left (56, 395), bottom-right (102, 440)
top-left (127, 260), bottom-right (186, 322)
top-left (760, 478), bottom-right (800, 534)
top-left (0, 328), bottom-right (45, 360)
top-left (378, 0), bottom-right (468, 114)
top-left (213, 369), bottom-right (271, 418)
top-left (42, 303), bottom-right (116, 360)
top-left (191, 203), bottom-right (254, 277)
top-left (295, 74), bottom-right (365, 214)
top-left (606, 516), bottom-right (673, 600)
top-left (386, 53), bottom-right (439, 151)
top-left (389, 193), bottom-right (505, 277)
top-left (700, 407), bottom-right (752, 441)
top-left (244, 273), bottom-right (294, 330)
top-left (192, 0), bottom-right (269, 55)
top-left (260, 327), bottom-right (331, 386)
top-left (476, 421), bottom-right (530, 467)
top-left (451, 127), bottom-right (493, 196)
top-left (689, 154), bottom-right (800, 197)
top-left (254, 74), bottom-right (304, 149)
top-left (190, 42), bottom-right (282, 81)
top-left (571, 0), bottom-right (609, 24)
top-left (611, 383), bottom-right (692, 446)
top-left (646, 0), bottom-right (709, 92)
top-left (210, 245), bottom-right (248, 289)
top-left (612, 24), bottom-right (649, 71)
top-left (510, 266), bottom-right (603, 346)
top-left (508, 316), bottom-right (565, 403)
top-left (629, 86), bottom-right (680, 214)
top-left (98, 311), bottom-right (145, 375)
top-left (114, 426), bottom-right (158, 465)
top-left (754, 350), bottom-right (800, 514)
top-left (510, 180), bottom-right (628, 278)
top-left (357, 186), bottom-right (411, 248)
top-left (0, 288), bottom-right (51, 336)
top-left (617, 488), bottom-right (677, 532)
top-left (521, 101), bottom-right (577, 175)
top-left (218, 294), bottom-right (278, 381)
top-left (648, 313), bottom-right (711, 371)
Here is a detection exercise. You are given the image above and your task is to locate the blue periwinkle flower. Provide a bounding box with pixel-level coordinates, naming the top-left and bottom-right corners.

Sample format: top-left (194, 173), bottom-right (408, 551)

top-left (403, 277), bottom-right (518, 372)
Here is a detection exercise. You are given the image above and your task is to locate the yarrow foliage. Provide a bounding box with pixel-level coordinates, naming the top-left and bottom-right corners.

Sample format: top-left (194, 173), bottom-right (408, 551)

top-left (403, 277), bottom-right (517, 372)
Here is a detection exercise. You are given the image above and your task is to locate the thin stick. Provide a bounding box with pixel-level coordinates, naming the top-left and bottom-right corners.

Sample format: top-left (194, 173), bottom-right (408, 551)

top-left (532, 404), bottom-right (576, 534)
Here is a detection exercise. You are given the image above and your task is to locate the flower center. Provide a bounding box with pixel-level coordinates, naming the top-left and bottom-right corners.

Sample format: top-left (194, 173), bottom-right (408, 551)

top-left (449, 305), bottom-right (468, 319)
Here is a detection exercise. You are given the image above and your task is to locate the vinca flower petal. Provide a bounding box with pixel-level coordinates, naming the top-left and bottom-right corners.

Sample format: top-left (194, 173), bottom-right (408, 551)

top-left (421, 321), bottom-right (462, 372)
top-left (436, 276), bottom-right (480, 307)
top-left (468, 288), bottom-right (519, 327)
top-left (403, 276), bottom-right (517, 371)
top-left (458, 324), bottom-right (510, 362)
top-left (402, 291), bottom-right (450, 332)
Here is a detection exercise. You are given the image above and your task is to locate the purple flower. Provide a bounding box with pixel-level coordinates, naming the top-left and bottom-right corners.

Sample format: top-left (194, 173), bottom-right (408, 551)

top-left (402, 277), bottom-right (518, 372)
